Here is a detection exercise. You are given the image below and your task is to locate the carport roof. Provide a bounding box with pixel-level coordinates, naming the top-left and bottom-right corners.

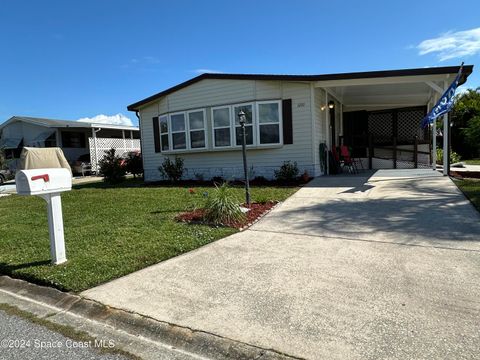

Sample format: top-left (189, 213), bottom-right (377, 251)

top-left (127, 65), bottom-right (473, 111)
top-left (0, 116), bottom-right (139, 131)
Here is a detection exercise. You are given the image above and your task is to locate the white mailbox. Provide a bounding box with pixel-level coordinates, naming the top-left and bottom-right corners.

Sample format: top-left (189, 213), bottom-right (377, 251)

top-left (16, 168), bottom-right (72, 265)
top-left (16, 168), bottom-right (72, 195)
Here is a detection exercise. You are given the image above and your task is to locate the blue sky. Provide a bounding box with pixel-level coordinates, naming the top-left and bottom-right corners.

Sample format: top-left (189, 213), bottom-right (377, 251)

top-left (1, 0), bottom-right (479, 126)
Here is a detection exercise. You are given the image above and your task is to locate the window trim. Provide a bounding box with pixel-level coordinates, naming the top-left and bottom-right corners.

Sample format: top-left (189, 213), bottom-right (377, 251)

top-left (187, 108), bottom-right (207, 150)
top-left (232, 102), bottom-right (256, 148)
top-left (256, 100), bottom-right (283, 146)
top-left (159, 114), bottom-right (169, 151)
top-left (211, 106), bottom-right (233, 149)
top-left (156, 99), bottom-right (284, 154)
top-left (169, 111), bottom-right (188, 151)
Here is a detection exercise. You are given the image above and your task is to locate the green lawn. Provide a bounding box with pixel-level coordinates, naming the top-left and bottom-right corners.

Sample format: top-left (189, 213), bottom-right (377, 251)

top-left (0, 181), bottom-right (297, 292)
top-left (464, 159), bottom-right (480, 165)
top-left (455, 178), bottom-right (480, 212)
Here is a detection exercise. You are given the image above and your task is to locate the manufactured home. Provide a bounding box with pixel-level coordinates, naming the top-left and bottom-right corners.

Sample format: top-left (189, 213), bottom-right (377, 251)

top-left (0, 116), bottom-right (140, 171)
top-left (127, 65), bottom-right (473, 182)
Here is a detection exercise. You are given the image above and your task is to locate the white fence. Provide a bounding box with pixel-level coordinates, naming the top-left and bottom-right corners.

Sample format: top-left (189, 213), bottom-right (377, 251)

top-left (89, 137), bottom-right (141, 172)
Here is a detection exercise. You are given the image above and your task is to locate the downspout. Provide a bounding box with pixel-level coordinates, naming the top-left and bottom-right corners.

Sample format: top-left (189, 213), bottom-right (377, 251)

top-left (135, 111), bottom-right (146, 181)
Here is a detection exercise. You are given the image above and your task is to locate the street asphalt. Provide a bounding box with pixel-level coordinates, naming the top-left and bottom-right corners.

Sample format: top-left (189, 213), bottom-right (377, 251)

top-left (82, 169), bottom-right (480, 359)
top-left (0, 310), bottom-right (128, 360)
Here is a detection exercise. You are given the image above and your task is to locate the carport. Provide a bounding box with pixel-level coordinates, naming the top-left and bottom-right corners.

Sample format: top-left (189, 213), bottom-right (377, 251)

top-left (314, 65), bottom-right (473, 173)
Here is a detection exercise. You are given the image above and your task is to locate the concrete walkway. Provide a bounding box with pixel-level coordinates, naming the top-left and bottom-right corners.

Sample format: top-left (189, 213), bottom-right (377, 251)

top-left (83, 170), bottom-right (480, 359)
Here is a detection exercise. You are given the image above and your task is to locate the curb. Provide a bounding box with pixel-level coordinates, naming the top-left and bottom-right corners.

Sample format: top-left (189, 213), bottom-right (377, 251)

top-left (0, 276), bottom-right (302, 360)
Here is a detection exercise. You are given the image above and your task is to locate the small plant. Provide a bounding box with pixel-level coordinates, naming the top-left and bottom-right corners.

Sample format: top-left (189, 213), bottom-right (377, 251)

top-left (159, 157), bottom-right (185, 182)
top-left (436, 148), bottom-right (461, 164)
top-left (274, 161), bottom-right (299, 183)
top-left (204, 183), bottom-right (246, 225)
top-left (194, 172), bottom-right (204, 182)
top-left (125, 152), bottom-right (143, 178)
top-left (212, 176), bottom-right (224, 185)
top-left (302, 170), bottom-right (310, 183)
top-left (98, 148), bottom-right (127, 184)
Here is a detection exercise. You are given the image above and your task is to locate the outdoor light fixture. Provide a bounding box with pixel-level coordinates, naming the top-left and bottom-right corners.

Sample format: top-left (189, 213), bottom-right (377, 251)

top-left (328, 100), bottom-right (335, 109)
top-left (237, 110), bottom-right (251, 206)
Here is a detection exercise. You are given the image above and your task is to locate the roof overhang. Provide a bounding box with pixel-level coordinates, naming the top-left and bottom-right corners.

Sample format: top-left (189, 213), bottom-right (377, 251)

top-left (127, 65), bottom-right (473, 111)
top-left (0, 117), bottom-right (139, 131)
top-left (316, 70), bottom-right (469, 112)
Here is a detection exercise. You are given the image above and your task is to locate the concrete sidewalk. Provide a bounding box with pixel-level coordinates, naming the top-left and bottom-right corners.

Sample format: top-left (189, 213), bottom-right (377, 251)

top-left (82, 170), bottom-right (480, 359)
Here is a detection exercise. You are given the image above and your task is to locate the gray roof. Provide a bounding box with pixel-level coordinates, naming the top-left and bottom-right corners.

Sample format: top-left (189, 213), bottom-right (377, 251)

top-left (0, 116), bottom-right (139, 131)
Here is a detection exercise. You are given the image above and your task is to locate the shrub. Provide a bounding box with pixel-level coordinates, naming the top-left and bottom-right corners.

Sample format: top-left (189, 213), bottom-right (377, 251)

top-left (204, 183), bottom-right (245, 225)
top-left (98, 148), bottom-right (126, 184)
top-left (125, 152), bottom-right (143, 178)
top-left (436, 148), bottom-right (461, 164)
top-left (251, 176), bottom-right (269, 185)
top-left (159, 157), bottom-right (185, 182)
top-left (194, 172), bottom-right (204, 182)
top-left (274, 161), bottom-right (299, 183)
top-left (0, 147), bottom-right (5, 170)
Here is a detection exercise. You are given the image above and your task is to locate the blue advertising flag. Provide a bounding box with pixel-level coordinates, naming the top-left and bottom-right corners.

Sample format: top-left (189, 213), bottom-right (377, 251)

top-left (421, 63), bottom-right (464, 128)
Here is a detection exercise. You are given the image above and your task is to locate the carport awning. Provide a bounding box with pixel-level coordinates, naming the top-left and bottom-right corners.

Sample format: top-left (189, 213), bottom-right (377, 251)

top-left (314, 71), bottom-right (463, 112)
top-left (28, 130), bottom-right (56, 146)
top-left (0, 137), bottom-right (23, 149)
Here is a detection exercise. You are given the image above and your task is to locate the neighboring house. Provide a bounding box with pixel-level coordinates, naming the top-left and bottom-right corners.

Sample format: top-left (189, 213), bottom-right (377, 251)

top-left (127, 65), bottom-right (473, 181)
top-left (0, 116), bottom-right (140, 171)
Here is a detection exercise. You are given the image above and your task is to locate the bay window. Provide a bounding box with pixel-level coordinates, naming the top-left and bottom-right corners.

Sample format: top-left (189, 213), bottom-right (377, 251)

top-left (212, 107), bottom-right (231, 147)
top-left (170, 113), bottom-right (187, 150)
top-left (188, 109), bottom-right (206, 149)
top-left (257, 101), bottom-right (281, 145)
top-left (234, 103), bottom-right (254, 146)
top-left (156, 99), bottom-right (283, 153)
top-left (159, 115), bottom-right (169, 151)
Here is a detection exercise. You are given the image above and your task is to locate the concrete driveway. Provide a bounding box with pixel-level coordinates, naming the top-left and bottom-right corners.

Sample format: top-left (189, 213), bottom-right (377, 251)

top-left (83, 169), bottom-right (480, 359)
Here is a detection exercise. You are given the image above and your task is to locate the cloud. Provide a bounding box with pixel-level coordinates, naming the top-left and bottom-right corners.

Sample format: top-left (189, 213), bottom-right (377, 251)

top-left (120, 56), bottom-right (160, 69)
top-left (77, 114), bottom-right (134, 127)
top-left (417, 27), bottom-right (480, 61)
top-left (192, 68), bottom-right (224, 74)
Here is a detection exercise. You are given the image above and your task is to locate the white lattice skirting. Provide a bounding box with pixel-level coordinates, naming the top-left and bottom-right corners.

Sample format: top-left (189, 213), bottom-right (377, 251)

top-left (89, 137), bottom-right (141, 172)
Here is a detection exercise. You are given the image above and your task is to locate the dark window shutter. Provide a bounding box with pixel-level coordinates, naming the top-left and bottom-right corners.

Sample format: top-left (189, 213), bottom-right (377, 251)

top-left (282, 99), bottom-right (293, 144)
top-left (152, 116), bottom-right (161, 153)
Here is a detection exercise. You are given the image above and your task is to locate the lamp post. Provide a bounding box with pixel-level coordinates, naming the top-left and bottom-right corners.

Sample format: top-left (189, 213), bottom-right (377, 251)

top-left (238, 110), bottom-right (251, 206)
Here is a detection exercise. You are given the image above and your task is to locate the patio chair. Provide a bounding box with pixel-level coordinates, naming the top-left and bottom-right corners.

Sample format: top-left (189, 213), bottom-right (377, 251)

top-left (340, 145), bottom-right (357, 174)
top-left (331, 146), bottom-right (342, 173)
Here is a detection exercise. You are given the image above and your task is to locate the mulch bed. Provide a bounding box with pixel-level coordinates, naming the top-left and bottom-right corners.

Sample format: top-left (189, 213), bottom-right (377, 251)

top-left (450, 171), bottom-right (480, 179)
top-left (175, 201), bottom-right (278, 229)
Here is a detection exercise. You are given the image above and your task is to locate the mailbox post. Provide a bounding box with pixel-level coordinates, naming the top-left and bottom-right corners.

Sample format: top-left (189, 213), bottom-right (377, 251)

top-left (16, 168), bottom-right (72, 265)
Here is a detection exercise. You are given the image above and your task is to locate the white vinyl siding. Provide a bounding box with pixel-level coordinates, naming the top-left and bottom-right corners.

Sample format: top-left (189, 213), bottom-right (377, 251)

top-left (139, 79), bottom-right (315, 181)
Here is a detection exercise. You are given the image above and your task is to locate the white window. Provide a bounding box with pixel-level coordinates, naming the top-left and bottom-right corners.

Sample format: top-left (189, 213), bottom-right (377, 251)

top-left (187, 109), bottom-right (206, 149)
top-left (257, 101), bottom-right (282, 145)
top-left (212, 106), bottom-right (231, 148)
top-left (233, 103), bottom-right (254, 146)
top-left (170, 112), bottom-right (187, 150)
top-left (159, 115), bottom-right (169, 151)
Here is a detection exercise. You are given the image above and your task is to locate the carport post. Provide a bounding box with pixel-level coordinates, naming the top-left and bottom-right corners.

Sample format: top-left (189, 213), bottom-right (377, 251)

top-left (432, 121), bottom-right (437, 170)
top-left (443, 113), bottom-right (449, 176)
